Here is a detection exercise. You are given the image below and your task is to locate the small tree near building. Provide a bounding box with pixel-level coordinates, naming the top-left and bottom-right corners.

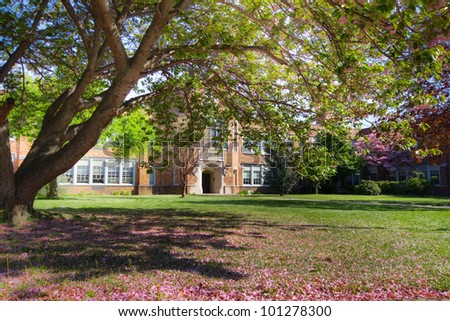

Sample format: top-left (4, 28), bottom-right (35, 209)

top-left (265, 145), bottom-right (299, 196)
top-left (174, 146), bottom-right (200, 198)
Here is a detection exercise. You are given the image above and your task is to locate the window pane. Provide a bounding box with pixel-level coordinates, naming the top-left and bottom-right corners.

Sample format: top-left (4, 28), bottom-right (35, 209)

top-left (122, 161), bottom-right (134, 184)
top-left (92, 160), bottom-right (104, 183)
top-left (260, 141), bottom-right (270, 155)
top-left (76, 160), bottom-right (89, 183)
top-left (173, 168), bottom-right (179, 186)
top-left (149, 171), bottom-right (155, 186)
top-left (430, 167), bottom-right (440, 185)
top-left (253, 166), bottom-right (262, 185)
top-left (59, 168), bottom-right (73, 184)
top-left (243, 167), bottom-right (251, 185)
top-left (242, 139), bottom-right (254, 154)
top-left (106, 161), bottom-right (120, 184)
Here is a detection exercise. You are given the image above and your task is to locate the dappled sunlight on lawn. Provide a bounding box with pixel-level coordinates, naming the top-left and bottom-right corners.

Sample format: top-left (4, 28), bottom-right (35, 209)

top-left (1, 197), bottom-right (449, 300)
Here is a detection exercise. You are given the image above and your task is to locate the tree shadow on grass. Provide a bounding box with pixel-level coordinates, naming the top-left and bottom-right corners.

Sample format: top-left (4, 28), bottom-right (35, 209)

top-left (0, 209), bottom-right (248, 283)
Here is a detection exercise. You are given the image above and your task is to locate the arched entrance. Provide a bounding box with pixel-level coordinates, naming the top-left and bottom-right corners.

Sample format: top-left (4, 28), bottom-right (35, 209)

top-left (202, 171), bottom-right (212, 193)
top-left (201, 168), bottom-right (223, 194)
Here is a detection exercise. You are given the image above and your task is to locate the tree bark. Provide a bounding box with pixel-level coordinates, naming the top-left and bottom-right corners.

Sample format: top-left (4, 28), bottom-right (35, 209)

top-left (314, 183), bottom-right (319, 195)
top-left (0, 99), bottom-right (16, 223)
top-left (47, 179), bottom-right (58, 199)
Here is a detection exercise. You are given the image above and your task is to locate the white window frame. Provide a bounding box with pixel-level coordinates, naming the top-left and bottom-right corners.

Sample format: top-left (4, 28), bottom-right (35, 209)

top-left (75, 159), bottom-right (90, 184)
top-left (59, 158), bottom-right (135, 186)
top-left (106, 160), bottom-right (120, 184)
top-left (242, 164), bottom-right (268, 186)
top-left (92, 159), bottom-right (106, 184)
top-left (121, 160), bottom-right (135, 185)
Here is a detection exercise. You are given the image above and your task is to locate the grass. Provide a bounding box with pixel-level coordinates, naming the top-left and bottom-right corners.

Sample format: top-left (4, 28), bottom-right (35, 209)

top-left (1, 194), bottom-right (449, 300)
top-left (251, 193), bottom-right (450, 206)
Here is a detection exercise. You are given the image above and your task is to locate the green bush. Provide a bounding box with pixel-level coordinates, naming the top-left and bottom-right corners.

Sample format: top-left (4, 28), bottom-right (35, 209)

top-left (237, 190), bottom-right (249, 195)
top-left (354, 180), bottom-right (381, 196)
top-left (378, 180), bottom-right (402, 195)
top-left (112, 190), bottom-right (132, 196)
top-left (403, 177), bottom-right (429, 195)
top-left (36, 185), bottom-right (49, 199)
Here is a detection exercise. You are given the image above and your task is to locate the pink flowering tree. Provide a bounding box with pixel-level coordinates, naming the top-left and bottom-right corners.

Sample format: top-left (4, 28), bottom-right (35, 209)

top-left (355, 132), bottom-right (414, 176)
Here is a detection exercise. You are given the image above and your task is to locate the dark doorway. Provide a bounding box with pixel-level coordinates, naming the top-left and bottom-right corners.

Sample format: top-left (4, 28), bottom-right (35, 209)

top-left (202, 173), bottom-right (211, 193)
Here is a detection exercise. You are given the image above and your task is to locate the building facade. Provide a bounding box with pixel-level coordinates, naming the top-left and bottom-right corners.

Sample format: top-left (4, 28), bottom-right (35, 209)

top-left (9, 128), bottom-right (450, 196)
top-left (9, 128), bottom-right (272, 196)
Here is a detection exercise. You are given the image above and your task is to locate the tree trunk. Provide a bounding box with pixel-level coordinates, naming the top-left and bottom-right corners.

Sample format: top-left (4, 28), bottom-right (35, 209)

top-left (47, 179), bottom-right (59, 198)
top-left (2, 190), bottom-right (36, 225)
top-left (0, 99), bottom-right (16, 224)
top-left (314, 183), bottom-right (319, 195)
top-left (181, 182), bottom-right (186, 198)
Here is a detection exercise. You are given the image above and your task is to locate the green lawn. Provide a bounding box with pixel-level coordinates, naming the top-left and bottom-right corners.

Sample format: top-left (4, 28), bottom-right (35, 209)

top-left (1, 194), bottom-right (449, 300)
top-left (252, 193), bottom-right (450, 206)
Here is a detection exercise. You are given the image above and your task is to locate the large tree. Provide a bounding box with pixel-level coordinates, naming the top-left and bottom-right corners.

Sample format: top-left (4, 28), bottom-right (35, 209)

top-left (1, 0), bottom-right (448, 224)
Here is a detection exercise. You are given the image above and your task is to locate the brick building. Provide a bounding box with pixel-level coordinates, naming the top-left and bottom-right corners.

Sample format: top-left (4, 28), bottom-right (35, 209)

top-left (10, 125), bottom-right (449, 195)
top-left (9, 126), bottom-right (272, 195)
top-left (357, 129), bottom-right (450, 196)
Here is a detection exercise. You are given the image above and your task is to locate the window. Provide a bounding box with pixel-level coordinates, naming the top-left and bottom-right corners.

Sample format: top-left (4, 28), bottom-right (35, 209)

top-left (59, 158), bottom-right (136, 185)
top-left (122, 161), bottom-right (134, 184)
top-left (242, 139), bottom-right (269, 155)
top-left (252, 166), bottom-right (262, 185)
top-left (242, 139), bottom-right (255, 154)
top-left (149, 170), bottom-right (155, 186)
top-left (210, 127), bottom-right (220, 140)
top-left (243, 167), bottom-right (251, 185)
top-left (59, 168), bottom-right (74, 184)
top-left (76, 160), bottom-right (90, 183)
top-left (173, 168), bottom-right (179, 186)
top-left (397, 171), bottom-right (407, 182)
top-left (209, 127), bottom-right (228, 150)
top-left (430, 166), bottom-right (440, 185)
top-left (242, 164), bottom-right (267, 186)
top-left (92, 160), bottom-right (105, 183)
top-left (106, 161), bottom-right (120, 184)
top-left (416, 166), bottom-right (428, 180)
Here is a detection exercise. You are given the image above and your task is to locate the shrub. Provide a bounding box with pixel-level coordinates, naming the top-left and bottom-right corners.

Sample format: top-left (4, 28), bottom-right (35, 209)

top-left (237, 190), bottom-right (249, 195)
top-left (378, 180), bottom-right (402, 195)
top-left (112, 190), bottom-right (132, 196)
top-left (354, 180), bottom-right (381, 195)
top-left (403, 177), bottom-right (429, 195)
top-left (36, 185), bottom-right (49, 199)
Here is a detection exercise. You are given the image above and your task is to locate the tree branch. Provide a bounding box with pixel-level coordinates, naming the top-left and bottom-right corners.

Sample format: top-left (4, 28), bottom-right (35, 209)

top-left (0, 0), bottom-right (49, 83)
top-left (117, 88), bottom-right (173, 114)
top-left (131, 0), bottom-right (193, 70)
top-left (0, 98), bottom-right (15, 124)
top-left (79, 93), bottom-right (106, 111)
top-left (62, 0), bottom-right (90, 52)
top-left (65, 121), bottom-right (88, 142)
top-left (91, 0), bottom-right (129, 70)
